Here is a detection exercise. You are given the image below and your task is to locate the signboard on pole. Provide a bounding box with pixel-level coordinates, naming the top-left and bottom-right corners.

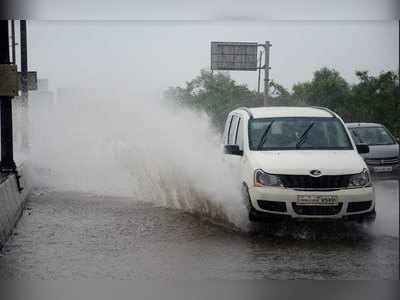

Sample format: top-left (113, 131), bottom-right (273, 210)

top-left (18, 71), bottom-right (38, 91)
top-left (211, 42), bottom-right (258, 71)
top-left (0, 64), bottom-right (18, 96)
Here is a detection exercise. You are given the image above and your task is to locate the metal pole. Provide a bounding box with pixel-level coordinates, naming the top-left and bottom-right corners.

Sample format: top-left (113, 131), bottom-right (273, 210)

top-left (0, 20), bottom-right (16, 172)
top-left (257, 50), bottom-right (262, 94)
top-left (263, 41), bottom-right (271, 106)
top-left (20, 20), bottom-right (28, 102)
top-left (20, 20), bottom-right (29, 152)
top-left (11, 20), bottom-right (16, 64)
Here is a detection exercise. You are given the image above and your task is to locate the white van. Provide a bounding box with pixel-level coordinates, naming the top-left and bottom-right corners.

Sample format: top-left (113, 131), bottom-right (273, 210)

top-left (222, 106), bottom-right (375, 223)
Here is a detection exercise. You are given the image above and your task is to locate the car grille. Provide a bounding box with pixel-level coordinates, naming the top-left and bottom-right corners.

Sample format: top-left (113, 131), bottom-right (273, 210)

top-left (347, 201), bottom-right (372, 213)
top-left (257, 200), bottom-right (287, 212)
top-left (292, 203), bottom-right (343, 216)
top-left (365, 157), bottom-right (399, 166)
top-left (279, 175), bottom-right (351, 190)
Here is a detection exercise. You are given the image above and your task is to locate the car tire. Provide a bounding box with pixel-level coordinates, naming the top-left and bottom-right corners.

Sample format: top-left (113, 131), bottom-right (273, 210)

top-left (241, 184), bottom-right (259, 222)
top-left (356, 207), bottom-right (376, 225)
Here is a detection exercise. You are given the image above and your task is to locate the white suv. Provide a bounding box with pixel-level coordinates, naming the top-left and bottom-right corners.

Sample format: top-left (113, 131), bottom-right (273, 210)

top-left (222, 106), bottom-right (375, 223)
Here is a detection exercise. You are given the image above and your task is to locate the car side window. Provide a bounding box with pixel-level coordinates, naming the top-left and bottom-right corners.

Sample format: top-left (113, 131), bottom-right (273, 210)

top-left (223, 115), bottom-right (233, 144)
top-left (236, 118), bottom-right (244, 150)
top-left (228, 115), bottom-right (239, 145)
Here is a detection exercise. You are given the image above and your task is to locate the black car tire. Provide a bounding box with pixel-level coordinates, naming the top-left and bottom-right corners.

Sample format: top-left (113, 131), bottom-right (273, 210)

top-left (241, 184), bottom-right (259, 222)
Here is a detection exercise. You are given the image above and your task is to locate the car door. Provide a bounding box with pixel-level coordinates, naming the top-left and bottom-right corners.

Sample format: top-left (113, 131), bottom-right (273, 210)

top-left (224, 114), bottom-right (243, 177)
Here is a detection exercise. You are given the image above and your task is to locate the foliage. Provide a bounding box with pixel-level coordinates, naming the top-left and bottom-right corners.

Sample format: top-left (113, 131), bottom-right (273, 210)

top-left (165, 68), bottom-right (400, 137)
top-left (164, 70), bottom-right (263, 131)
top-left (293, 68), bottom-right (400, 137)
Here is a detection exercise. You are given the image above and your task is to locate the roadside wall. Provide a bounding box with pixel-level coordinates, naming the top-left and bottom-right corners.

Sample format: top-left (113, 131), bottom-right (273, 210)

top-left (0, 164), bottom-right (30, 248)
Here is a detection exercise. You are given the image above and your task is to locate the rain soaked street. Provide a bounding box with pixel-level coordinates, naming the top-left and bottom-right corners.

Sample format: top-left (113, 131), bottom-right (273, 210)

top-left (0, 179), bottom-right (398, 280)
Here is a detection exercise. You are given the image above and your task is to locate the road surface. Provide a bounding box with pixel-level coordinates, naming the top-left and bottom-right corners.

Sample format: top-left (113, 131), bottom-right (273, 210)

top-left (0, 179), bottom-right (398, 279)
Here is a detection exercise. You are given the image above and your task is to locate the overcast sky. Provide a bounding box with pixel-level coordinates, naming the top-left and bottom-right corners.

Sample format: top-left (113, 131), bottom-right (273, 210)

top-left (11, 0), bottom-right (399, 20)
top-left (7, 1), bottom-right (398, 98)
top-left (23, 20), bottom-right (398, 98)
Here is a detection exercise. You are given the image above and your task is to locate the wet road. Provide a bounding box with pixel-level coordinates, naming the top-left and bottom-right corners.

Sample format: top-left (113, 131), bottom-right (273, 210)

top-left (0, 180), bottom-right (398, 279)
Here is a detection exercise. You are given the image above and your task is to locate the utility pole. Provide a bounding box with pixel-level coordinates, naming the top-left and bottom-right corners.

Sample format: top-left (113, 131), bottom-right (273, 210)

top-left (0, 20), bottom-right (16, 172)
top-left (263, 41), bottom-right (271, 106)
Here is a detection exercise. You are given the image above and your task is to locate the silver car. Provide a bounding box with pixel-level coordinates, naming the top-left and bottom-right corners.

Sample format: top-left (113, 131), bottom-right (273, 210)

top-left (346, 123), bottom-right (399, 173)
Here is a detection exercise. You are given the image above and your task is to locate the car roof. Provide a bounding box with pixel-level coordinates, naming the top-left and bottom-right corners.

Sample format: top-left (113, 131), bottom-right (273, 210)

top-left (233, 106), bottom-right (334, 119)
top-left (346, 122), bottom-right (384, 128)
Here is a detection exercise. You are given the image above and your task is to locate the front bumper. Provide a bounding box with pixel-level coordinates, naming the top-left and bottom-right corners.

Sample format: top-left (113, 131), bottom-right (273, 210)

top-left (248, 185), bottom-right (374, 220)
top-left (365, 158), bottom-right (400, 173)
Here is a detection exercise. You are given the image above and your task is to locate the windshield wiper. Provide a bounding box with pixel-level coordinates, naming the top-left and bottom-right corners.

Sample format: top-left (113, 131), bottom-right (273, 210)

top-left (257, 121), bottom-right (274, 150)
top-left (296, 122), bottom-right (315, 148)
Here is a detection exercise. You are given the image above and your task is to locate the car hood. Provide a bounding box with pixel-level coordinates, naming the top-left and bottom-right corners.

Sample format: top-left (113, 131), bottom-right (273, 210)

top-left (248, 150), bottom-right (365, 175)
top-left (361, 144), bottom-right (399, 159)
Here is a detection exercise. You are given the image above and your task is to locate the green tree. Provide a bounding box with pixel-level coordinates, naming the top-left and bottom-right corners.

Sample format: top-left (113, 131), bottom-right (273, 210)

top-left (164, 70), bottom-right (262, 131)
top-left (349, 71), bottom-right (400, 136)
top-left (292, 67), bottom-right (352, 119)
top-left (165, 67), bottom-right (400, 138)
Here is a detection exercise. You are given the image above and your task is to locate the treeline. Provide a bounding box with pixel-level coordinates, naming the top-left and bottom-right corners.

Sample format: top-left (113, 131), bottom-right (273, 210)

top-left (164, 68), bottom-right (400, 137)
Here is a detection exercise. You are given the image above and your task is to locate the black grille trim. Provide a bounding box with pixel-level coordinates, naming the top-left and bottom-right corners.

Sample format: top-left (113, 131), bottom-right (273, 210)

top-left (347, 201), bottom-right (372, 213)
top-left (292, 203), bottom-right (343, 216)
top-left (365, 157), bottom-right (399, 165)
top-left (257, 200), bottom-right (287, 212)
top-left (280, 175), bottom-right (351, 189)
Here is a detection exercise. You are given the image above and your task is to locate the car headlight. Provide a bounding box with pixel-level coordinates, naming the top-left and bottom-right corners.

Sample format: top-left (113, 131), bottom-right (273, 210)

top-left (347, 168), bottom-right (371, 188)
top-left (254, 169), bottom-right (283, 187)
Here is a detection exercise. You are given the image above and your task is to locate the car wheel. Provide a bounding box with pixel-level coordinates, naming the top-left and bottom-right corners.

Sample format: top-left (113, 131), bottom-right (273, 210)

top-left (241, 184), bottom-right (259, 222)
top-left (357, 207), bottom-right (376, 225)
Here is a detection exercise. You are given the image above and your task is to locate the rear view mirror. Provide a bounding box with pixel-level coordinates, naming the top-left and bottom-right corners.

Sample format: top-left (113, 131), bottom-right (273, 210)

top-left (224, 145), bottom-right (243, 156)
top-left (356, 143), bottom-right (369, 154)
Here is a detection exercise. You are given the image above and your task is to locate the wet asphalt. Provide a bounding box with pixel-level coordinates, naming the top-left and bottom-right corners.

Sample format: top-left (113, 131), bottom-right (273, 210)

top-left (0, 179), bottom-right (398, 280)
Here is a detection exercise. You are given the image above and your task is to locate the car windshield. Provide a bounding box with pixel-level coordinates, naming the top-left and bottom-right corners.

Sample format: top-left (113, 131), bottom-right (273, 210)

top-left (349, 126), bottom-right (396, 145)
top-left (249, 117), bottom-right (353, 150)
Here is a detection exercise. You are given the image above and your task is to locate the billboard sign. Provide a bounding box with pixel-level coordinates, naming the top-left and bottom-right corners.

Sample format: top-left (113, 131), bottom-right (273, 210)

top-left (0, 64), bottom-right (18, 96)
top-left (211, 42), bottom-right (258, 71)
top-left (18, 71), bottom-right (38, 91)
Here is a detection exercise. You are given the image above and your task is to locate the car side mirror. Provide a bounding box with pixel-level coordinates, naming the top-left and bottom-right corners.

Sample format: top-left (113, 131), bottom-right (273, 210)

top-left (356, 143), bottom-right (369, 154)
top-left (224, 145), bottom-right (243, 156)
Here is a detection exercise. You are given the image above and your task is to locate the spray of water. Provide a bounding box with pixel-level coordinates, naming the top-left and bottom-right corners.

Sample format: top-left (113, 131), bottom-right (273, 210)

top-left (19, 88), bottom-right (399, 238)
top-left (25, 89), bottom-right (250, 231)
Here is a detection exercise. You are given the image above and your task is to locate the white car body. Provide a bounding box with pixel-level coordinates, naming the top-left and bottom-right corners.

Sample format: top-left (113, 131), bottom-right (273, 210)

top-left (223, 106), bottom-right (375, 222)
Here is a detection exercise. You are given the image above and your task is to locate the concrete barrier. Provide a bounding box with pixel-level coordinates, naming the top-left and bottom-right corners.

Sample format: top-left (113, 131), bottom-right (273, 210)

top-left (0, 163), bottom-right (30, 249)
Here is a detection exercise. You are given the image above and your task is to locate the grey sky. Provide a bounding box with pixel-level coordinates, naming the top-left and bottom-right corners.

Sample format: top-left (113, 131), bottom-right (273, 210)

top-left (26, 0), bottom-right (400, 20)
top-left (25, 20), bottom-right (398, 98)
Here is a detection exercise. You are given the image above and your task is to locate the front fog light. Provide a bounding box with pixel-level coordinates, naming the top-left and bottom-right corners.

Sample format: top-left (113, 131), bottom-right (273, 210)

top-left (254, 169), bottom-right (283, 187)
top-left (348, 169), bottom-right (371, 188)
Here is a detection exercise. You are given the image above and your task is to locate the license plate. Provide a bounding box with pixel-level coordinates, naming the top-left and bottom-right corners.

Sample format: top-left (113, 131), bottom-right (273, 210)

top-left (297, 195), bottom-right (338, 206)
top-left (373, 166), bottom-right (392, 172)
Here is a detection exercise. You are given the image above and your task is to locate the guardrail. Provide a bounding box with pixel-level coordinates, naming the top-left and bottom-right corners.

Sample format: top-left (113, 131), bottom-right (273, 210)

top-left (0, 164), bottom-right (30, 249)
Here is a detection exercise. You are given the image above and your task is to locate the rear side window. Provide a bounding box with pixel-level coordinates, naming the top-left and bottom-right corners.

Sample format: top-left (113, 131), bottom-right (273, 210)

top-left (223, 115), bottom-right (233, 144)
top-left (228, 115), bottom-right (239, 144)
top-left (236, 118), bottom-right (244, 150)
